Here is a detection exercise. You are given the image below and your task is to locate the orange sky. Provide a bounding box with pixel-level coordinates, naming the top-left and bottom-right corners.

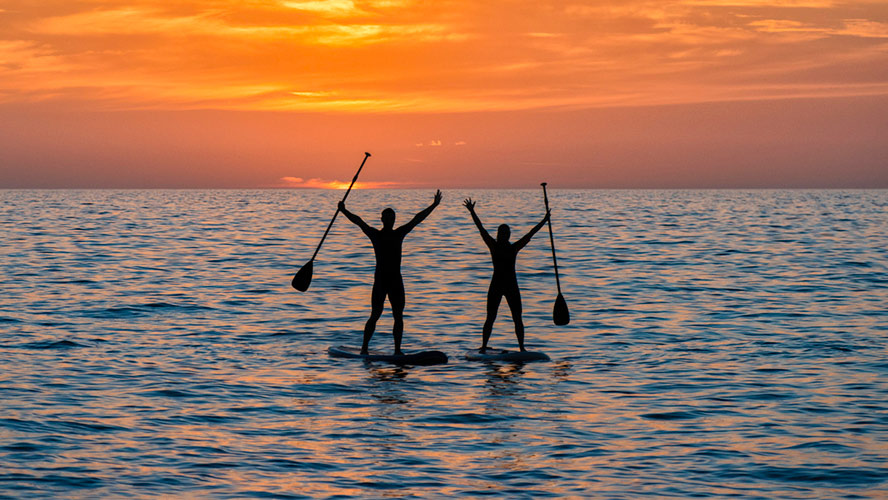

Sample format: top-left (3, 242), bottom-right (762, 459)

top-left (1, 0), bottom-right (887, 188)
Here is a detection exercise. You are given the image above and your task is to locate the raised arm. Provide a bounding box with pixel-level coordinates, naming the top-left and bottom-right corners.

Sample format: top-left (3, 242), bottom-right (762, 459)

top-left (400, 189), bottom-right (442, 234)
top-left (338, 201), bottom-right (373, 236)
top-left (463, 198), bottom-right (495, 247)
top-left (515, 210), bottom-right (551, 251)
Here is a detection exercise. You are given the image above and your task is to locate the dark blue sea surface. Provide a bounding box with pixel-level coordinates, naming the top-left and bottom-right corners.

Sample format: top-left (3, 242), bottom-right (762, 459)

top-left (1, 189), bottom-right (887, 498)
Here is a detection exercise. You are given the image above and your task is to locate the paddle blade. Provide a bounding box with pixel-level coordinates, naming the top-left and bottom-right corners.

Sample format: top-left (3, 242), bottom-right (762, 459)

top-left (553, 293), bottom-right (570, 326)
top-left (291, 260), bottom-right (313, 291)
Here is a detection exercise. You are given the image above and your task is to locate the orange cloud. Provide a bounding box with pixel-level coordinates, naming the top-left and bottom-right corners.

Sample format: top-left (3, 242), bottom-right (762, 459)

top-left (837, 19), bottom-right (888, 38)
top-left (0, 0), bottom-right (886, 111)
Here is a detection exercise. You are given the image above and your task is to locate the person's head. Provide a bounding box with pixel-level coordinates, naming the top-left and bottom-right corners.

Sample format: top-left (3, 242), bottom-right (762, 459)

top-left (381, 208), bottom-right (396, 228)
top-left (497, 224), bottom-right (511, 243)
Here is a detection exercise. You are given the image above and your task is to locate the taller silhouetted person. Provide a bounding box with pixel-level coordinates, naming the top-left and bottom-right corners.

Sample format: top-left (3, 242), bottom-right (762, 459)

top-left (464, 198), bottom-right (549, 352)
top-left (339, 190), bottom-right (442, 355)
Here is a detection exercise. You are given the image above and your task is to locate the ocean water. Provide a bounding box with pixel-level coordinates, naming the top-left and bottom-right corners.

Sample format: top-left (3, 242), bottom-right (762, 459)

top-left (1, 189), bottom-right (887, 499)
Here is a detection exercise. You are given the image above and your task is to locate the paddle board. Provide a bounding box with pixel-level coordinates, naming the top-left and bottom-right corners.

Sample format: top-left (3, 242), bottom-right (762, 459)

top-left (464, 348), bottom-right (550, 362)
top-left (328, 345), bottom-right (448, 366)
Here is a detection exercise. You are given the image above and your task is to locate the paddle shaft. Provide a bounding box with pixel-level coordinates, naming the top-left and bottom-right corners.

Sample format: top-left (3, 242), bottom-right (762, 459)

top-left (310, 152), bottom-right (371, 261)
top-left (541, 183), bottom-right (563, 294)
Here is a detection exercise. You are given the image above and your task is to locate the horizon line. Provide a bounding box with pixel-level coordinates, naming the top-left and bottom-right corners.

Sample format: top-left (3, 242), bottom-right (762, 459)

top-left (3, 186), bottom-right (887, 191)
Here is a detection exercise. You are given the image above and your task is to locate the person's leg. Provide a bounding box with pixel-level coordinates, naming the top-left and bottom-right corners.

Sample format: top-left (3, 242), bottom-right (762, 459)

top-left (362, 281), bottom-right (386, 354)
top-left (389, 277), bottom-right (406, 355)
top-left (482, 282), bottom-right (503, 352)
top-left (504, 286), bottom-right (525, 351)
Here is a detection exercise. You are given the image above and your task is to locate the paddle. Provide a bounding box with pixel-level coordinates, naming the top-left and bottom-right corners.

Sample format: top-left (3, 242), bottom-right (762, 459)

top-left (292, 152), bottom-right (371, 291)
top-left (541, 182), bottom-right (570, 325)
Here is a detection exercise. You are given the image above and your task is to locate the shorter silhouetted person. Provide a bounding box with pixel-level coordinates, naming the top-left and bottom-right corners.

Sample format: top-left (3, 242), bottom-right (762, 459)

top-left (339, 190), bottom-right (442, 355)
top-left (464, 198), bottom-right (549, 352)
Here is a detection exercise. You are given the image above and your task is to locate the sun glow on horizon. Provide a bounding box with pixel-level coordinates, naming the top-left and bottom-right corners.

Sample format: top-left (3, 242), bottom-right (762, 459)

top-left (279, 177), bottom-right (413, 189)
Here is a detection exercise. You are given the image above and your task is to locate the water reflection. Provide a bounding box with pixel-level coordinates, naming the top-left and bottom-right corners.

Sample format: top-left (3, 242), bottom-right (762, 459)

top-left (366, 365), bottom-right (411, 410)
top-left (479, 364), bottom-right (528, 429)
top-left (484, 363), bottom-right (526, 398)
top-left (551, 361), bottom-right (571, 382)
top-left (2, 189), bottom-right (887, 499)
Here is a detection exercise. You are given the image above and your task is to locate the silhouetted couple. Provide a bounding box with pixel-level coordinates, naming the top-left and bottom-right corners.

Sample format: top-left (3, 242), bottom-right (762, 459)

top-left (338, 190), bottom-right (549, 355)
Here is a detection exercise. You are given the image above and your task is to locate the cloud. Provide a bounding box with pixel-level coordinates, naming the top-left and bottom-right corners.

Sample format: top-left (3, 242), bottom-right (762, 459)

top-left (282, 0), bottom-right (358, 16)
top-left (682, 0), bottom-right (835, 6)
top-left (2, 0), bottom-right (887, 110)
top-left (281, 0), bottom-right (415, 17)
top-left (838, 19), bottom-right (888, 38)
top-left (280, 177), bottom-right (409, 188)
top-left (748, 19), bottom-right (826, 34)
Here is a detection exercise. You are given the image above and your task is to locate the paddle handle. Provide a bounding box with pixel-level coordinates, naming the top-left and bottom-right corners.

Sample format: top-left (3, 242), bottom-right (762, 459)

top-left (541, 182), bottom-right (562, 294)
top-left (310, 152), bottom-right (371, 261)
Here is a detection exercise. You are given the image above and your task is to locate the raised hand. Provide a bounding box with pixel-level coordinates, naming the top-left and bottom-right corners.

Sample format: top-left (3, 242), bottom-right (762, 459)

top-left (433, 189), bottom-right (443, 206)
top-left (463, 198), bottom-right (475, 212)
top-left (338, 201), bottom-right (346, 212)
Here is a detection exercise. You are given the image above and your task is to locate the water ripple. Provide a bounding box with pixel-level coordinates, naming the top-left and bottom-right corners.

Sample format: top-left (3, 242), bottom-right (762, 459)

top-left (1, 189), bottom-right (887, 498)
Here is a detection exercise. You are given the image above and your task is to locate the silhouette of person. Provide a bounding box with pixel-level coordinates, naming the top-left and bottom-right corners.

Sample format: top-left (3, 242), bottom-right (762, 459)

top-left (339, 190), bottom-right (443, 355)
top-left (464, 198), bottom-right (549, 352)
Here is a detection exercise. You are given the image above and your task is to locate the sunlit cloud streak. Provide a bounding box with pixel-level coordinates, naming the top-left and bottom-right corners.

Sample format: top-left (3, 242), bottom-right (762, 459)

top-left (1, 0), bottom-right (886, 111)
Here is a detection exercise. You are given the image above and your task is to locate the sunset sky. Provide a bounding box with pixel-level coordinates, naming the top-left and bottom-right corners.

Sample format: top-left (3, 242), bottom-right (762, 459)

top-left (1, 0), bottom-right (886, 188)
